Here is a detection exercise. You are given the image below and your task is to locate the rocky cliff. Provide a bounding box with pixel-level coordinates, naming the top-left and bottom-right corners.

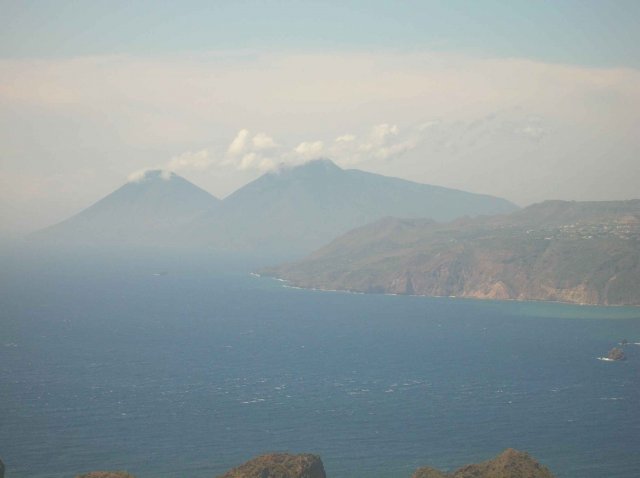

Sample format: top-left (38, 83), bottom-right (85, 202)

top-left (412, 449), bottom-right (555, 478)
top-left (264, 200), bottom-right (640, 306)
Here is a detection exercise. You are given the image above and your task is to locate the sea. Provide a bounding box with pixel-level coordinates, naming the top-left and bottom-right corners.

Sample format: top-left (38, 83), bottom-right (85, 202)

top-left (1, 248), bottom-right (639, 478)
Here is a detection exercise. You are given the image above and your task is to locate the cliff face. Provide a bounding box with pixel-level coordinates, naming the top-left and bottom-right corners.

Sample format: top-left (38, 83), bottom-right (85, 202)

top-left (264, 200), bottom-right (640, 306)
top-left (412, 449), bottom-right (555, 478)
top-left (216, 453), bottom-right (326, 478)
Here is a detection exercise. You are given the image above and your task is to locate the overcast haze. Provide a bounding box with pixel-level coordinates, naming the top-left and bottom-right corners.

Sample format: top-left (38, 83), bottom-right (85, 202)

top-left (1, 1), bottom-right (639, 234)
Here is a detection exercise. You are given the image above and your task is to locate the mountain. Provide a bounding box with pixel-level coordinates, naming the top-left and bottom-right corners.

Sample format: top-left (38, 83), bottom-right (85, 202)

top-left (34, 170), bottom-right (220, 248)
top-left (198, 159), bottom-right (517, 255)
top-left (32, 160), bottom-right (517, 256)
top-left (263, 200), bottom-right (640, 306)
top-left (413, 449), bottom-right (555, 478)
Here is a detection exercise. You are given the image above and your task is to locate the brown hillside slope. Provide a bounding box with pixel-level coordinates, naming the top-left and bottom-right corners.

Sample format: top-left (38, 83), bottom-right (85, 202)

top-left (217, 453), bottom-right (326, 478)
top-left (412, 449), bottom-right (555, 478)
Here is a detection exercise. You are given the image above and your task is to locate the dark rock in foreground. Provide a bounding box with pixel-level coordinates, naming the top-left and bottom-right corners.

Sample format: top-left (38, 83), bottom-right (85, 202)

top-left (412, 449), bottom-right (555, 478)
top-left (606, 347), bottom-right (626, 361)
top-left (75, 472), bottom-right (136, 478)
top-left (217, 453), bottom-right (326, 478)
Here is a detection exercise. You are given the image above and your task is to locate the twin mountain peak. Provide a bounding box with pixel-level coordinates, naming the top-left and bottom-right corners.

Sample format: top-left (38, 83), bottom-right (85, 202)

top-left (35, 159), bottom-right (517, 255)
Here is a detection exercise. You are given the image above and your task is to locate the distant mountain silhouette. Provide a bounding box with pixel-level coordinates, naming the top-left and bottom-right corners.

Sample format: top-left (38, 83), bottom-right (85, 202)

top-left (33, 160), bottom-right (518, 255)
top-left (34, 170), bottom-right (220, 248)
top-left (198, 159), bottom-right (518, 255)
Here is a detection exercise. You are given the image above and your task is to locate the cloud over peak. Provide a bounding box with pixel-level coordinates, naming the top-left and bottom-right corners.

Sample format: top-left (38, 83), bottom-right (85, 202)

top-left (227, 129), bottom-right (250, 156)
top-left (127, 169), bottom-right (174, 183)
top-left (155, 121), bottom-right (419, 178)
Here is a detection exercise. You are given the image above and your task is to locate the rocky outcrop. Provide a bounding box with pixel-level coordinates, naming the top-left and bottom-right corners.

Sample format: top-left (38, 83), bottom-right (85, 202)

top-left (412, 449), bottom-right (555, 478)
top-left (606, 347), bottom-right (626, 361)
top-left (217, 453), bottom-right (326, 478)
top-left (75, 473), bottom-right (136, 478)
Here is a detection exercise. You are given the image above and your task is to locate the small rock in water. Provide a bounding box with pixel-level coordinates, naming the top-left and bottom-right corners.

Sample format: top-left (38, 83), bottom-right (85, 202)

top-left (606, 347), bottom-right (626, 361)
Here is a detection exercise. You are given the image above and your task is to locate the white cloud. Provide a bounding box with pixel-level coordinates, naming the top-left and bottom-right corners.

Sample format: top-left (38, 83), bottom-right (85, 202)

top-left (294, 141), bottom-right (324, 159)
top-left (251, 132), bottom-right (278, 150)
top-left (127, 169), bottom-right (173, 183)
top-left (227, 129), bottom-right (249, 156)
top-left (328, 123), bottom-right (418, 166)
top-left (127, 170), bottom-right (148, 183)
top-left (370, 123), bottom-right (399, 144)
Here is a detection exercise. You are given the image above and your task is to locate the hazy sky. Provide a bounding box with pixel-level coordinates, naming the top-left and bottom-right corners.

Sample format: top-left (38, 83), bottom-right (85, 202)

top-left (1, 1), bottom-right (639, 234)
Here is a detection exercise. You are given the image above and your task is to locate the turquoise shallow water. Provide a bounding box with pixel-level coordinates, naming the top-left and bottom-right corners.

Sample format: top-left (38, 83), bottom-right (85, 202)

top-left (1, 250), bottom-right (639, 478)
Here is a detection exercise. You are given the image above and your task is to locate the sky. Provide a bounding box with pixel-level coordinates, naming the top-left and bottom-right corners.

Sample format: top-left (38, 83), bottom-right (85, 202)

top-left (1, 0), bottom-right (639, 234)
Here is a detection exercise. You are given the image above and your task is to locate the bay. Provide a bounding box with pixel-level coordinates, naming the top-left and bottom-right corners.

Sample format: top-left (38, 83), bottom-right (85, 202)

top-left (1, 250), bottom-right (639, 477)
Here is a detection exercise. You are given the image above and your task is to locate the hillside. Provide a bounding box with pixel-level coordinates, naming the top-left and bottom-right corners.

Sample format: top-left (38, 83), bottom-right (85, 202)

top-left (263, 200), bottom-right (640, 306)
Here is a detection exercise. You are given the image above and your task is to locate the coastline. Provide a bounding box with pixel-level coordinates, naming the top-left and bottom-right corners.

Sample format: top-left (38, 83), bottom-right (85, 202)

top-left (251, 273), bottom-right (640, 317)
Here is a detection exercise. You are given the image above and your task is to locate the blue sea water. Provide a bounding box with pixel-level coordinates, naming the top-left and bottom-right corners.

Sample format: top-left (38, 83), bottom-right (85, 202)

top-left (1, 249), bottom-right (639, 478)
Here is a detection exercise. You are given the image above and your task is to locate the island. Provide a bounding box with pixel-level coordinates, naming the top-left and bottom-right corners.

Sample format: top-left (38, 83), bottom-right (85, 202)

top-left (606, 347), bottom-right (626, 361)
